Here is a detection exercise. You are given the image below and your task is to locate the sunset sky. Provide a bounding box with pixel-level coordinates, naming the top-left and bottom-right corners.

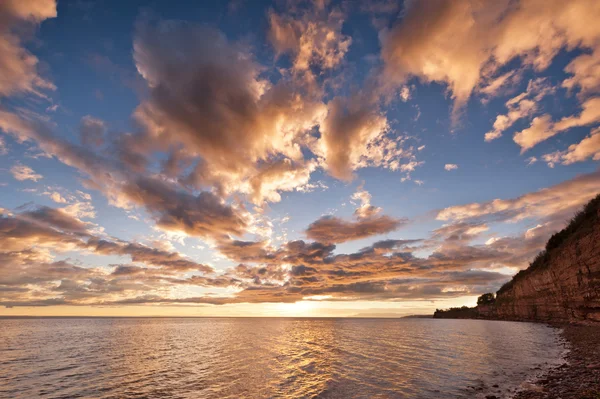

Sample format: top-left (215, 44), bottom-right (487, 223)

top-left (1, 0), bottom-right (600, 317)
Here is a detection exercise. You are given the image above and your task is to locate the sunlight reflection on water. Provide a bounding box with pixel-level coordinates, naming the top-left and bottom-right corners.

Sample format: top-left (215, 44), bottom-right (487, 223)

top-left (0, 318), bottom-right (564, 398)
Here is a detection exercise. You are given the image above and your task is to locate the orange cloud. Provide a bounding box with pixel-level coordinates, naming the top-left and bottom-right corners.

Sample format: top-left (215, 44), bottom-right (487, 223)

top-left (380, 0), bottom-right (600, 119)
top-left (306, 187), bottom-right (406, 243)
top-left (306, 214), bottom-right (405, 244)
top-left (268, 1), bottom-right (351, 73)
top-left (484, 78), bottom-right (553, 142)
top-left (544, 127), bottom-right (600, 166)
top-left (0, 0), bottom-right (56, 98)
top-left (10, 162), bottom-right (43, 181)
top-left (514, 97), bottom-right (600, 151)
top-left (437, 169), bottom-right (600, 223)
top-left (319, 96), bottom-right (388, 181)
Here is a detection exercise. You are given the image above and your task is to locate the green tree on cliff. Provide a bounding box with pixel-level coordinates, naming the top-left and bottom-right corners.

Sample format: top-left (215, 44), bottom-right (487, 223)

top-left (477, 293), bottom-right (495, 306)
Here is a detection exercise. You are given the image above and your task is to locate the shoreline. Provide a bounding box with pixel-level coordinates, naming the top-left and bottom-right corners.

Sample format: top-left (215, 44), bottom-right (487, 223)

top-left (512, 324), bottom-right (600, 399)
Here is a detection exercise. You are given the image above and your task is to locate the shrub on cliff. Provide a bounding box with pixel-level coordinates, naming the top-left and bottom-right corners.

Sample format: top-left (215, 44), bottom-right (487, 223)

top-left (477, 293), bottom-right (495, 306)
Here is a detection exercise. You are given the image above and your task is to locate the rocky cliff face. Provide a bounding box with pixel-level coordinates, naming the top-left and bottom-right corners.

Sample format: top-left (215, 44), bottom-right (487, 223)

top-left (480, 210), bottom-right (600, 324)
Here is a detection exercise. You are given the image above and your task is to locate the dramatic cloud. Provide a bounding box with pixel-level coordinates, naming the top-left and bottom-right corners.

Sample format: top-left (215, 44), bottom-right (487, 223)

top-left (0, 0), bottom-right (56, 97)
top-left (0, 109), bottom-right (250, 241)
top-left (2, 0), bottom-right (599, 311)
top-left (133, 13), bottom-right (419, 197)
top-left (133, 18), bottom-right (327, 201)
top-left (0, 204), bottom-right (218, 306)
top-left (380, 0), bottom-right (600, 118)
top-left (2, 174), bottom-right (583, 307)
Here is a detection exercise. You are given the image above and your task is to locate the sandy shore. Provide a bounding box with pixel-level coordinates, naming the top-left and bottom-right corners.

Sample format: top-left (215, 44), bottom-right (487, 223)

top-left (512, 324), bottom-right (600, 399)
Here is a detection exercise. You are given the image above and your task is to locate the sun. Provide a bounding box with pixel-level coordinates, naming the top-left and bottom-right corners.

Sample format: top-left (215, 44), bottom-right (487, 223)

top-left (273, 300), bottom-right (316, 316)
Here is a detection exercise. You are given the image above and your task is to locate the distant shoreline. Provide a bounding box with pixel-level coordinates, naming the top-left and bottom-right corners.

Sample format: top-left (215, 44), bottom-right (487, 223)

top-left (0, 315), bottom-right (434, 319)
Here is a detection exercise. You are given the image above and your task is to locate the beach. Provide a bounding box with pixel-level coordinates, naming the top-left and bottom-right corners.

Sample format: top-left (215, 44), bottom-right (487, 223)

top-left (514, 324), bottom-right (600, 399)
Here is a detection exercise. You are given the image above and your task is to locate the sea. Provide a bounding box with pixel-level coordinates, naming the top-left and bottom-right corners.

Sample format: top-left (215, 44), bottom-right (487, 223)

top-left (0, 318), bottom-right (566, 399)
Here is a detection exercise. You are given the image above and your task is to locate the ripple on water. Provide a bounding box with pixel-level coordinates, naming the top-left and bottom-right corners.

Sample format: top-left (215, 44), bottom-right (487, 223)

top-left (0, 318), bottom-right (564, 399)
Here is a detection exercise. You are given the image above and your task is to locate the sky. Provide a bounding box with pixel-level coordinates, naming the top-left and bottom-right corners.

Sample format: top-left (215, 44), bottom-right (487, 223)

top-left (1, 0), bottom-right (600, 317)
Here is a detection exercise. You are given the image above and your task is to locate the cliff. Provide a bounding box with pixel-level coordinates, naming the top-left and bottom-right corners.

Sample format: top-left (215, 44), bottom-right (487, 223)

top-left (480, 195), bottom-right (600, 324)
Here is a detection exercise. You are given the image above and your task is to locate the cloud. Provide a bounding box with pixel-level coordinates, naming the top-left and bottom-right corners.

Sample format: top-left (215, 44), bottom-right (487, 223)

top-left (0, 136), bottom-right (7, 155)
top-left (444, 164), bottom-right (458, 171)
top-left (352, 185), bottom-right (381, 219)
top-left (133, 18), bottom-right (327, 200)
top-left (5, 1), bottom-right (600, 309)
top-left (437, 168), bottom-right (600, 223)
top-left (306, 187), bottom-right (406, 244)
top-left (0, 0), bottom-right (56, 98)
top-left (0, 189), bottom-right (571, 307)
top-left (434, 222), bottom-right (489, 240)
top-left (380, 0), bottom-right (600, 119)
top-left (121, 176), bottom-right (248, 240)
top-left (543, 127), bottom-right (600, 166)
top-left (554, 97), bottom-right (600, 131)
top-left (87, 238), bottom-right (213, 273)
top-left (360, 0), bottom-right (400, 15)
top-left (49, 192), bottom-right (67, 203)
top-left (268, 0), bottom-right (351, 73)
top-left (10, 162), bottom-right (43, 181)
top-left (559, 127), bottom-right (600, 164)
top-left (399, 86), bottom-right (411, 102)
top-left (0, 109), bottom-right (250, 240)
top-left (513, 115), bottom-right (555, 152)
top-left (319, 96), bottom-right (388, 181)
top-left (0, 12), bottom-right (419, 229)
top-left (514, 97), bottom-right (600, 151)
top-left (563, 46), bottom-right (600, 98)
top-left (247, 159), bottom-right (317, 204)
top-left (129, 13), bottom-right (417, 197)
top-left (79, 115), bottom-right (105, 146)
top-left (484, 78), bottom-right (552, 142)
top-left (0, 204), bottom-right (216, 307)
top-left (306, 215), bottom-right (404, 244)
top-left (20, 206), bottom-right (89, 234)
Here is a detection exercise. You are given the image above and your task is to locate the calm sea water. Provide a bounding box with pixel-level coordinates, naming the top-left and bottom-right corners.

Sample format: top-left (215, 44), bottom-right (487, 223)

top-left (0, 318), bottom-right (565, 399)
